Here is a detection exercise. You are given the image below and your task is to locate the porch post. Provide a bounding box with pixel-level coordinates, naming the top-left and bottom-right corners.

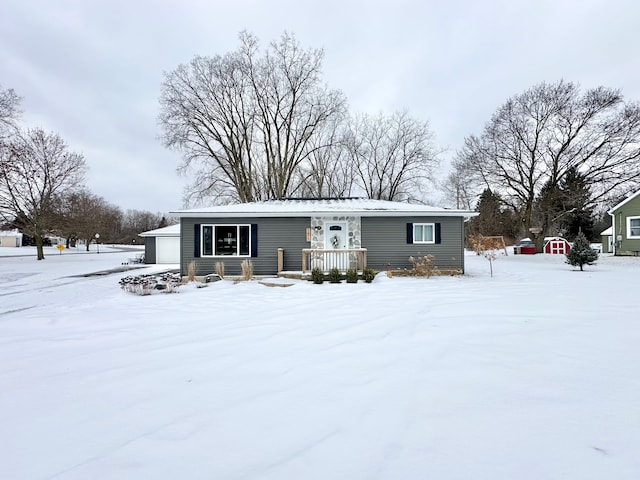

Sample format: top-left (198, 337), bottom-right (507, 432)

top-left (302, 249), bottom-right (308, 273)
top-left (277, 248), bottom-right (284, 273)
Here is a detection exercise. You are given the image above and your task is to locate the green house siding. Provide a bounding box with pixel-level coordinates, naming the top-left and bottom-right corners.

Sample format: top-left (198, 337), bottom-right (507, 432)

top-left (611, 192), bottom-right (640, 255)
top-left (362, 216), bottom-right (466, 272)
top-left (181, 217), bottom-right (310, 276)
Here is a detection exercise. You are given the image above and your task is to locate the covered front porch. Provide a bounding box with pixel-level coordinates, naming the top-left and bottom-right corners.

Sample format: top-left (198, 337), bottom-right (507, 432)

top-left (277, 248), bottom-right (368, 278)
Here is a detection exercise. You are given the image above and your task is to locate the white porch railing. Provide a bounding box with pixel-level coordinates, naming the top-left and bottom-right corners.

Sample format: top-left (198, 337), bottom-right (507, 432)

top-left (301, 248), bottom-right (367, 273)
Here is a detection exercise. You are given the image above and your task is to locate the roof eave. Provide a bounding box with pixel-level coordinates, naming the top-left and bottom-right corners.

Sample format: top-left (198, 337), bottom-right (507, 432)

top-left (172, 210), bottom-right (479, 218)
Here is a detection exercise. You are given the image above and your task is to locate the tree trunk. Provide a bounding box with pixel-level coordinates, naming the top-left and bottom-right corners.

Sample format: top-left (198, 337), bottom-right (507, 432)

top-left (35, 234), bottom-right (45, 260)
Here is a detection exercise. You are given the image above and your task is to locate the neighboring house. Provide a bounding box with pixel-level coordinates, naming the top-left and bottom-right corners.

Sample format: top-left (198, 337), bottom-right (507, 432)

top-left (608, 189), bottom-right (640, 256)
top-left (172, 198), bottom-right (477, 277)
top-left (0, 229), bottom-right (22, 247)
top-left (138, 224), bottom-right (180, 264)
top-left (543, 237), bottom-right (571, 255)
top-left (600, 226), bottom-right (613, 254)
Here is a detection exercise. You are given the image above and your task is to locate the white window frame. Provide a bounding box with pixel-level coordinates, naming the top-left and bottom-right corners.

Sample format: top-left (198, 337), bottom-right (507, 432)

top-left (627, 216), bottom-right (640, 239)
top-left (413, 223), bottom-right (435, 244)
top-left (201, 224), bottom-right (251, 257)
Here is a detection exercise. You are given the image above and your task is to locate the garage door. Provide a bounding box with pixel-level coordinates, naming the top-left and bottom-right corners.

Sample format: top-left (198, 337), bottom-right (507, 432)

top-left (156, 237), bottom-right (180, 264)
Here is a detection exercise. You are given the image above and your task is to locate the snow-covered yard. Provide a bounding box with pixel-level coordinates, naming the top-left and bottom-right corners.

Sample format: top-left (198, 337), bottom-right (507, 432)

top-left (1, 247), bottom-right (639, 479)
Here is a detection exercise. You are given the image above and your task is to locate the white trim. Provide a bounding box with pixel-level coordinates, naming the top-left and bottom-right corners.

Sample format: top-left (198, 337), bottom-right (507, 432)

top-left (608, 189), bottom-right (640, 214)
top-left (324, 221), bottom-right (348, 250)
top-left (139, 224), bottom-right (180, 237)
top-left (627, 216), bottom-right (640, 239)
top-left (413, 223), bottom-right (435, 244)
top-left (173, 198), bottom-right (478, 219)
top-left (201, 224), bottom-right (251, 257)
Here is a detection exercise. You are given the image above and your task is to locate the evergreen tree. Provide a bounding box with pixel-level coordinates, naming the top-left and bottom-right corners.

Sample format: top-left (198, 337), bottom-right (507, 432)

top-left (467, 188), bottom-right (518, 239)
top-left (565, 231), bottom-right (598, 271)
top-left (558, 167), bottom-right (595, 240)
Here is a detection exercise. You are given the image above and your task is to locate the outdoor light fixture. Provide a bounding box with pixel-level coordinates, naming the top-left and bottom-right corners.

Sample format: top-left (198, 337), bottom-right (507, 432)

top-left (314, 225), bottom-right (322, 231)
top-left (95, 233), bottom-right (100, 254)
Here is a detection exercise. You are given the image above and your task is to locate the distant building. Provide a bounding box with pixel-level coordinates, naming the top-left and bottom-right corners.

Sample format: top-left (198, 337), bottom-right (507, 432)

top-left (608, 189), bottom-right (640, 256)
top-left (0, 230), bottom-right (23, 247)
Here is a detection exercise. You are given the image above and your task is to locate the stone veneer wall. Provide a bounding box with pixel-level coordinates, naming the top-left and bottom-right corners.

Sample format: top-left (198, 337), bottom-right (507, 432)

top-left (310, 216), bottom-right (361, 249)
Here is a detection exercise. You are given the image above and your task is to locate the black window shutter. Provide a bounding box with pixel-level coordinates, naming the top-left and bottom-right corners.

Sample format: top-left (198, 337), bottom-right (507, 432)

top-left (194, 223), bottom-right (201, 257)
top-left (435, 223), bottom-right (441, 244)
top-left (251, 224), bottom-right (258, 257)
top-left (406, 223), bottom-right (413, 244)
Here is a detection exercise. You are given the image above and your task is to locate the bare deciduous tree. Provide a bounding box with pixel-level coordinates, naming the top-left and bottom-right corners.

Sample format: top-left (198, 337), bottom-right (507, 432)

top-left (0, 129), bottom-right (86, 259)
top-left (58, 191), bottom-right (122, 250)
top-left (441, 168), bottom-right (476, 210)
top-left (159, 31), bottom-right (347, 205)
top-left (294, 117), bottom-right (355, 198)
top-left (455, 80), bottom-right (640, 235)
top-left (0, 86), bottom-right (21, 138)
top-left (345, 111), bottom-right (439, 202)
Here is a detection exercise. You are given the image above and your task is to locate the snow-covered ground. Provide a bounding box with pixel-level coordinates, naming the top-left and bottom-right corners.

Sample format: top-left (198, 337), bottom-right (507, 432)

top-left (1, 247), bottom-right (639, 479)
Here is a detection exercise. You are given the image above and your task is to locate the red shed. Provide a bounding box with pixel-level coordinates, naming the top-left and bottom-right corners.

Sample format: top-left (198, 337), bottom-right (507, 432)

top-left (543, 237), bottom-right (571, 254)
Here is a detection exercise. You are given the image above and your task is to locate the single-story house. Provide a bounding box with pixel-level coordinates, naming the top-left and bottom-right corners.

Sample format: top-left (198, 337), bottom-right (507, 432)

top-left (608, 189), bottom-right (640, 256)
top-left (138, 224), bottom-right (180, 264)
top-left (543, 236), bottom-right (571, 255)
top-left (171, 198), bottom-right (478, 277)
top-left (0, 229), bottom-right (22, 247)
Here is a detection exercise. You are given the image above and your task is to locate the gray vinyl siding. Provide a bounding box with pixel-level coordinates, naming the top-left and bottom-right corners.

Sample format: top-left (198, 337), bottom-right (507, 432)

top-left (144, 237), bottom-right (156, 264)
top-left (361, 216), bottom-right (466, 272)
top-left (181, 217), bottom-right (311, 276)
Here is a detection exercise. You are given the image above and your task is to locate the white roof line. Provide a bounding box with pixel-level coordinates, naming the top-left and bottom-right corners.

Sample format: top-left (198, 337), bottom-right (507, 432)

top-left (171, 198), bottom-right (477, 218)
top-left (608, 189), bottom-right (640, 214)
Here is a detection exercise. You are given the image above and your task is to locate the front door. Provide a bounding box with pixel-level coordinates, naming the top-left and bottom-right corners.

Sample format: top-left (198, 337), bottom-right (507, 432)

top-left (325, 222), bottom-right (347, 269)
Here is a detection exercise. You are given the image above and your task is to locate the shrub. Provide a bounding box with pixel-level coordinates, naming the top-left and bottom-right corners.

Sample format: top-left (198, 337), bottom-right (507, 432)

top-left (328, 267), bottom-right (342, 283)
top-left (119, 272), bottom-right (182, 296)
top-left (345, 268), bottom-right (359, 283)
top-left (311, 267), bottom-right (324, 284)
top-left (241, 259), bottom-right (253, 280)
top-left (187, 260), bottom-right (196, 282)
top-left (408, 254), bottom-right (438, 277)
top-left (215, 261), bottom-right (225, 278)
top-left (362, 268), bottom-right (376, 283)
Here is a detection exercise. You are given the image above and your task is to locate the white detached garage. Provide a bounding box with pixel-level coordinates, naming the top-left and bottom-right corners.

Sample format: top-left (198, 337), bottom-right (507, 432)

top-left (138, 224), bottom-right (180, 264)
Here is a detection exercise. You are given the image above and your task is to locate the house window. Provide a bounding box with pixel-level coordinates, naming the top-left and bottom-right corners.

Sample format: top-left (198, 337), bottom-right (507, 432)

top-left (628, 216), bottom-right (640, 239)
top-left (413, 223), bottom-right (435, 244)
top-left (202, 225), bottom-right (251, 256)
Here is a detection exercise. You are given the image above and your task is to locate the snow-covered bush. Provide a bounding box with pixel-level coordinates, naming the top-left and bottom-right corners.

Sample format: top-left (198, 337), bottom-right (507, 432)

top-left (119, 272), bottom-right (182, 295)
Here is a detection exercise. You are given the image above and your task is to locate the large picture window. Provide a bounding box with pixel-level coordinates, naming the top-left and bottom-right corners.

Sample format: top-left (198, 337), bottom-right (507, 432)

top-left (413, 223), bottom-right (435, 244)
top-left (628, 216), bottom-right (640, 239)
top-left (202, 224), bottom-right (251, 256)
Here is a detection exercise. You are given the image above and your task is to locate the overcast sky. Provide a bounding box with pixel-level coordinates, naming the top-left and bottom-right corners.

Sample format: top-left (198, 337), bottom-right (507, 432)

top-left (2, 0), bottom-right (639, 214)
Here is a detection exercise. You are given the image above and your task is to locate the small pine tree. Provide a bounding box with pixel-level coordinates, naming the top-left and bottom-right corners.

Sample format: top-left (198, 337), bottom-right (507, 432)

top-left (566, 231), bottom-right (598, 271)
top-left (311, 267), bottom-right (324, 284)
top-left (345, 268), bottom-right (359, 283)
top-left (328, 267), bottom-right (342, 283)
